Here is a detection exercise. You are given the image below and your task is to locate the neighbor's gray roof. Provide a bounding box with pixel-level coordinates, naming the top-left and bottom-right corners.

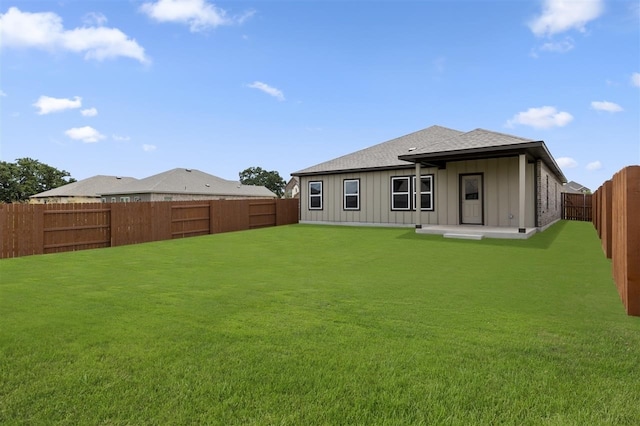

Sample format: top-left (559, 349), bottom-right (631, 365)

top-left (293, 125), bottom-right (566, 183)
top-left (292, 125), bottom-right (463, 176)
top-left (30, 175), bottom-right (138, 199)
top-left (100, 168), bottom-right (276, 198)
top-left (562, 181), bottom-right (591, 194)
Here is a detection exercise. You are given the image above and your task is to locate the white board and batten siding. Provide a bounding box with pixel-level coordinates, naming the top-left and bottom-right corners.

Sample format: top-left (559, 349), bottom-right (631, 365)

top-left (299, 157), bottom-right (537, 228)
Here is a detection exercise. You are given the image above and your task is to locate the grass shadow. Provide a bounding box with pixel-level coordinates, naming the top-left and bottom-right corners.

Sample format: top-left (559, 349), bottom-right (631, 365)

top-left (398, 220), bottom-right (569, 250)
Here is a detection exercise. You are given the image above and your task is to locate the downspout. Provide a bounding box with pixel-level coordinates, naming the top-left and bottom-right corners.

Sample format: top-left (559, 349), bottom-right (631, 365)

top-left (518, 154), bottom-right (526, 233)
top-left (415, 162), bottom-right (422, 228)
top-left (534, 161), bottom-right (539, 228)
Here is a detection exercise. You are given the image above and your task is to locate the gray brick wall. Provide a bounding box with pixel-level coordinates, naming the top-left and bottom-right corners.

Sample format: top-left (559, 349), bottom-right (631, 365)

top-left (536, 160), bottom-right (562, 227)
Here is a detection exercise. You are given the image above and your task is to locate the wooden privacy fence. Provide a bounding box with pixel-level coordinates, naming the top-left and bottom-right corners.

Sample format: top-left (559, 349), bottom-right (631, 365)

top-left (0, 199), bottom-right (299, 259)
top-left (592, 166), bottom-right (639, 317)
top-left (561, 192), bottom-right (592, 221)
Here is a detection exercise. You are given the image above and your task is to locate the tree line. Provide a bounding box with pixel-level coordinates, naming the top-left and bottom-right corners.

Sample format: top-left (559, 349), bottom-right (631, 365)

top-left (0, 158), bottom-right (75, 203)
top-left (0, 159), bottom-right (287, 203)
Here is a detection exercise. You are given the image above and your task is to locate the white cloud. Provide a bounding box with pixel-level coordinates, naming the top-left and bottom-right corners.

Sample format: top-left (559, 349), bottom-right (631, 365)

top-left (80, 107), bottom-right (98, 117)
top-left (83, 12), bottom-right (107, 26)
top-left (143, 144), bottom-right (157, 152)
top-left (586, 160), bottom-right (602, 171)
top-left (433, 57), bottom-right (446, 74)
top-left (113, 134), bottom-right (131, 141)
top-left (506, 106), bottom-right (573, 129)
top-left (65, 126), bottom-right (106, 143)
top-left (539, 37), bottom-right (574, 53)
top-left (590, 101), bottom-right (623, 113)
top-left (140, 0), bottom-right (253, 32)
top-left (0, 89), bottom-right (6, 97)
top-left (247, 81), bottom-right (285, 101)
top-left (557, 157), bottom-right (578, 169)
top-left (529, 0), bottom-right (604, 37)
top-left (632, 72), bottom-right (640, 88)
top-left (0, 7), bottom-right (148, 63)
top-left (33, 95), bottom-right (82, 115)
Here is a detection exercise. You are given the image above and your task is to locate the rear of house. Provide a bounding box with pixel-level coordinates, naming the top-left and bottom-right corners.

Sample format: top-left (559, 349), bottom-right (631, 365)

top-left (293, 125), bottom-right (565, 232)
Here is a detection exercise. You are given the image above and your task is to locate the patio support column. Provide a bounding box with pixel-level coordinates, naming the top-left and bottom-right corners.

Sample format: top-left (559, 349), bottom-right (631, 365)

top-left (518, 153), bottom-right (526, 233)
top-left (415, 162), bottom-right (421, 228)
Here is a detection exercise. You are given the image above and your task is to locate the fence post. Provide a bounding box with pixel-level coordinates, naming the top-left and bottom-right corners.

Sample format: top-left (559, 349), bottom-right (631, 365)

top-left (611, 166), bottom-right (640, 316)
top-left (601, 180), bottom-right (612, 259)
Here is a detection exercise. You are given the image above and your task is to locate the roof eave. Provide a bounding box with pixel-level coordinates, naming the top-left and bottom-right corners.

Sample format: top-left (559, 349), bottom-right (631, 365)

top-left (398, 141), bottom-right (567, 183)
top-left (292, 163), bottom-right (415, 177)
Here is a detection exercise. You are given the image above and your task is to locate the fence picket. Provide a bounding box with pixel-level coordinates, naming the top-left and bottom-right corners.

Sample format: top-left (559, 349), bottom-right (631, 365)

top-left (592, 166), bottom-right (639, 317)
top-left (561, 193), bottom-right (592, 221)
top-left (0, 199), bottom-right (299, 259)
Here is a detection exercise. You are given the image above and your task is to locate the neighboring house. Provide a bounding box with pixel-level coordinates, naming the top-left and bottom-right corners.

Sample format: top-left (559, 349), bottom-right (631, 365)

top-left (292, 125), bottom-right (566, 233)
top-left (284, 177), bottom-right (300, 198)
top-left (100, 168), bottom-right (276, 202)
top-left (29, 175), bottom-right (138, 204)
top-left (562, 180), bottom-right (591, 194)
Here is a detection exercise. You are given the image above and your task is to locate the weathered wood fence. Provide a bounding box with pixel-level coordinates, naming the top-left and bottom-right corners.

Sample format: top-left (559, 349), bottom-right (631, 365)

top-left (0, 199), bottom-right (299, 259)
top-left (561, 193), bottom-right (593, 221)
top-left (592, 166), bottom-right (639, 316)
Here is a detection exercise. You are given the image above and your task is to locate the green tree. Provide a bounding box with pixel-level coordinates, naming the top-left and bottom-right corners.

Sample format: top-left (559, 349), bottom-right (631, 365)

top-left (239, 166), bottom-right (286, 198)
top-left (0, 158), bottom-right (76, 203)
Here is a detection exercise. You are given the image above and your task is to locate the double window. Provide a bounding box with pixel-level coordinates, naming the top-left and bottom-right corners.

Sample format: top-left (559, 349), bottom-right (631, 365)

top-left (344, 179), bottom-right (360, 210)
top-left (391, 175), bottom-right (434, 211)
top-left (309, 181), bottom-right (323, 210)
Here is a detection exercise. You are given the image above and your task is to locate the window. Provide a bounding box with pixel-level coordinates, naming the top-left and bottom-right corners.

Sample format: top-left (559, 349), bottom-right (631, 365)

top-left (344, 179), bottom-right (360, 210)
top-left (391, 177), bottom-right (411, 210)
top-left (545, 175), bottom-right (549, 209)
top-left (309, 181), bottom-right (323, 210)
top-left (392, 175), bottom-right (435, 211)
top-left (120, 196), bottom-right (130, 203)
top-left (110, 197), bottom-right (116, 203)
top-left (413, 175), bottom-right (434, 211)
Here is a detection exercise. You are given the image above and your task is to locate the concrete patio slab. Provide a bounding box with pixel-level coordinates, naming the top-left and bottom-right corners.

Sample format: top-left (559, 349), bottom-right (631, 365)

top-left (417, 225), bottom-right (538, 240)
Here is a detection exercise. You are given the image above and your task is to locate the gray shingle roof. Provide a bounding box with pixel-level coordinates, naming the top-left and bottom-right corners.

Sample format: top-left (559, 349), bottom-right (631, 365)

top-left (406, 128), bottom-right (536, 155)
top-left (562, 181), bottom-right (590, 194)
top-left (292, 125), bottom-right (565, 183)
top-left (30, 175), bottom-right (138, 198)
top-left (292, 125), bottom-right (463, 175)
top-left (100, 168), bottom-right (276, 198)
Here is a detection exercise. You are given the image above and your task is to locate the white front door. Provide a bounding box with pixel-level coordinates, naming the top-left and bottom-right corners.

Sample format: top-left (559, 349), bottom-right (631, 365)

top-left (461, 174), bottom-right (483, 225)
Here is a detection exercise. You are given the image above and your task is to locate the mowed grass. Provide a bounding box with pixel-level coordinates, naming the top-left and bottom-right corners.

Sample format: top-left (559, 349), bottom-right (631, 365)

top-left (1, 221), bottom-right (639, 425)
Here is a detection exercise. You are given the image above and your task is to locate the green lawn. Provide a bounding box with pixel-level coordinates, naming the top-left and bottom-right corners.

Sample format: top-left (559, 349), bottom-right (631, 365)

top-left (1, 221), bottom-right (639, 424)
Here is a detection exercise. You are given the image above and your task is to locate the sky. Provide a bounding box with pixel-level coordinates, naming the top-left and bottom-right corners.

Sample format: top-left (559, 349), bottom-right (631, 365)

top-left (1, 0), bottom-right (638, 191)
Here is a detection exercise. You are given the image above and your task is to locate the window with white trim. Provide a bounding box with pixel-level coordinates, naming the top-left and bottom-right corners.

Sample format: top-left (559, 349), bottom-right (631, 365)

top-left (413, 175), bottom-right (434, 211)
top-left (391, 177), bottom-right (411, 210)
top-left (120, 196), bottom-right (130, 203)
top-left (344, 179), bottom-right (360, 210)
top-left (309, 181), bottom-right (323, 210)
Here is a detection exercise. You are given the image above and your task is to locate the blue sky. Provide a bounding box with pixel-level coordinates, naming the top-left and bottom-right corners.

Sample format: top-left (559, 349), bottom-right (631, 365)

top-left (1, 0), bottom-right (638, 191)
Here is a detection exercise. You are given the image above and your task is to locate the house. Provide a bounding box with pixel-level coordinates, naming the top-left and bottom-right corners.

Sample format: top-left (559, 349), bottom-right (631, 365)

top-left (562, 180), bottom-right (591, 194)
top-left (100, 168), bottom-right (276, 202)
top-left (29, 175), bottom-right (138, 204)
top-left (284, 177), bottom-right (300, 198)
top-left (292, 125), bottom-right (567, 237)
